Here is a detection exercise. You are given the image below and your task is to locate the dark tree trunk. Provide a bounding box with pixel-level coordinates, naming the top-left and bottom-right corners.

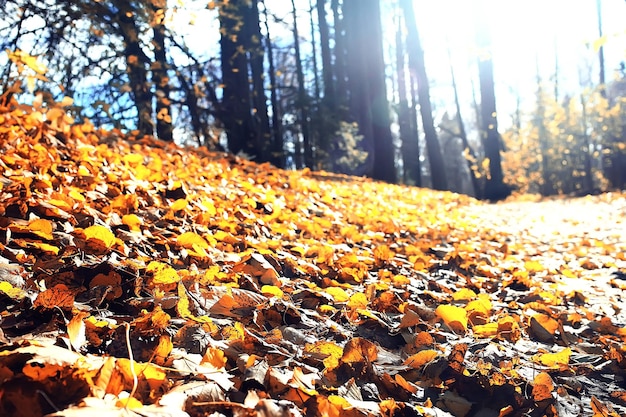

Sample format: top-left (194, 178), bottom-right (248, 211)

top-left (291, 0), bottom-right (313, 168)
top-left (219, 0), bottom-right (258, 159)
top-left (316, 0), bottom-right (335, 167)
top-left (308, 0), bottom-right (321, 102)
top-left (317, 0), bottom-right (334, 109)
top-left (409, 74), bottom-right (422, 187)
top-left (476, 9), bottom-right (509, 200)
top-left (261, 0), bottom-right (284, 168)
top-left (396, 19), bottom-right (420, 185)
top-left (150, 2), bottom-right (173, 142)
top-left (401, 0), bottom-right (446, 190)
top-left (343, 0), bottom-right (396, 183)
top-left (117, 1), bottom-right (153, 137)
top-left (331, 0), bottom-right (347, 113)
top-left (245, 0), bottom-right (271, 161)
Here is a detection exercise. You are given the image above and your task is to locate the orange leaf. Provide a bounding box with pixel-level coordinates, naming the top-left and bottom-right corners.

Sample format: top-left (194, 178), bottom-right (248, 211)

top-left (67, 311), bottom-right (89, 351)
top-left (404, 349), bottom-right (438, 368)
top-left (201, 346), bottom-right (228, 369)
top-left (28, 218), bottom-right (54, 240)
top-left (153, 335), bottom-right (173, 366)
top-left (341, 337), bottom-right (377, 364)
top-left (33, 284), bottom-right (75, 310)
top-left (532, 372), bottom-right (554, 402)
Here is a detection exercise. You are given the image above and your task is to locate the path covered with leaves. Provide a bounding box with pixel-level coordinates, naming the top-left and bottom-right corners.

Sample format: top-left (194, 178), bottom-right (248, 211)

top-left (0, 98), bottom-right (625, 417)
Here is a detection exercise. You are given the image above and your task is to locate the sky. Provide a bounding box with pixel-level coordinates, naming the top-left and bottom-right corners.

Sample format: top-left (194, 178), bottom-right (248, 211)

top-left (413, 0), bottom-right (626, 126)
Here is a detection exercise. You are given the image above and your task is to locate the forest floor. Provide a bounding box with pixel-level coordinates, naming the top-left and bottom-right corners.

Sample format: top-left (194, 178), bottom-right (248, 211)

top-left (0, 99), bottom-right (626, 417)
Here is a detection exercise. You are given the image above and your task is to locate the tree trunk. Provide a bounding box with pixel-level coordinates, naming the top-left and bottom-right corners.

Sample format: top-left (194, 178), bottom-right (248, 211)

top-left (116, 1), bottom-right (153, 138)
top-left (596, 0), bottom-right (606, 97)
top-left (261, 0), bottom-right (284, 168)
top-left (409, 74), bottom-right (422, 187)
top-left (219, 0), bottom-right (258, 159)
top-left (475, 6), bottom-right (509, 200)
top-left (291, 0), bottom-right (313, 168)
top-left (244, 0), bottom-right (272, 162)
top-left (317, 0), bottom-right (334, 109)
top-left (316, 0), bottom-right (335, 168)
top-left (331, 0), bottom-right (347, 114)
top-left (150, 1), bottom-right (173, 142)
top-left (447, 43), bottom-right (480, 197)
top-left (343, 0), bottom-right (396, 183)
top-left (396, 19), bottom-right (420, 185)
top-left (401, 0), bottom-right (446, 190)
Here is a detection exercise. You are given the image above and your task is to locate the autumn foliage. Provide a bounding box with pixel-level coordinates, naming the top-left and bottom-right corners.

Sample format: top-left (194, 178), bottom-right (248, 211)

top-left (1, 91), bottom-right (626, 417)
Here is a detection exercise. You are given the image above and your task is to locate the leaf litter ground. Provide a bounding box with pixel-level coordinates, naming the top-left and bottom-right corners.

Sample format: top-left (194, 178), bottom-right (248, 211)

top-left (0, 99), bottom-right (625, 417)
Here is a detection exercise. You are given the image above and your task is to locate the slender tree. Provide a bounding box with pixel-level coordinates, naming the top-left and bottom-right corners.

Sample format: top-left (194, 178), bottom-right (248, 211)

top-left (261, 0), bottom-right (284, 168)
top-left (447, 41), bottom-right (480, 197)
top-left (219, 0), bottom-right (259, 158)
top-left (331, 0), bottom-right (348, 113)
top-left (150, 0), bottom-right (173, 142)
top-left (315, 0), bottom-right (336, 168)
top-left (400, 0), bottom-right (446, 190)
top-left (475, 2), bottom-right (509, 200)
top-left (596, 0), bottom-right (606, 97)
top-left (244, 0), bottom-right (272, 161)
top-left (291, 0), bottom-right (313, 168)
top-left (395, 17), bottom-right (420, 185)
top-left (343, 0), bottom-right (396, 182)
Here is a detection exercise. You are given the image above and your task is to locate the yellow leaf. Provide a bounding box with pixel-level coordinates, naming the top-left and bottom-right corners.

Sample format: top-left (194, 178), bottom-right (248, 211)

top-left (0, 281), bottom-right (25, 299)
top-left (472, 322), bottom-right (499, 338)
top-left (60, 96), bottom-right (73, 107)
top-left (146, 261), bottom-right (181, 285)
top-left (534, 347), bottom-right (571, 367)
top-left (170, 198), bottom-right (188, 211)
top-left (347, 292), bottom-right (368, 309)
top-left (122, 214), bottom-right (142, 231)
top-left (453, 288), bottom-right (477, 301)
top-left (116, 397), bottom-right (143, 409)
top-left (83, 225), bottom-right (116, 249)
top-left (305, 341), bottom-right (343, 370)
top-left (592, 35), bottom-right (607, 53)
top-left (261, 285), bottom-right (283, 298)
top-left (524, 260), bottom-right (545, 273)
top-left (123, 153), bottom-right (144, 166)
top-left (435, 304), bottom-right (468, 333)
top-left (177, 231), bottom-right (209, 249)
top-left (325, 287), bottom-right (349, 302)
top-left (497, 316), bottom-right (521, 342)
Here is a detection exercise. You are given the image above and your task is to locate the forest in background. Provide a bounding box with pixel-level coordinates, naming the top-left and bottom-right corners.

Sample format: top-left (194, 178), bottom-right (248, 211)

top-left (1, 0), bottom-right (625, 200)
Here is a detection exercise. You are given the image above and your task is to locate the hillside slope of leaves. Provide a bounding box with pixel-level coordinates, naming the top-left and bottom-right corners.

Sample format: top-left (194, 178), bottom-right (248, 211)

top-left (0, 95), bottom-right (626, 417)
